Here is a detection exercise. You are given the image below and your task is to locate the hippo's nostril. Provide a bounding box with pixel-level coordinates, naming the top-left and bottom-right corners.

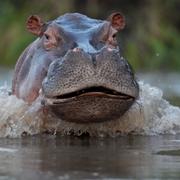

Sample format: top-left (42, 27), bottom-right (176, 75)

top-left (41, 99), bottom-right (46, 106)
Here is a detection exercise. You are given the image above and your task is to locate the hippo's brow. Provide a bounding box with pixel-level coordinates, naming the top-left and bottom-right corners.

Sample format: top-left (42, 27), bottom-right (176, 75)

top-left (54, 14), bottom-right (103, 32)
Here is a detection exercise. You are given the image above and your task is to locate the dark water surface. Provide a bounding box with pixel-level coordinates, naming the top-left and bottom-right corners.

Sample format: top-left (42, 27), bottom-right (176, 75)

top-left (1, 135), bottom-right (180, 179)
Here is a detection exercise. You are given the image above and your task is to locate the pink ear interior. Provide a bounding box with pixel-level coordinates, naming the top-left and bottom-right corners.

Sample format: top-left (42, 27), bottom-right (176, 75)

top-left (26, 15), bottom-right (44, 36)
top-left (108, 12), bottom-right (126, 31)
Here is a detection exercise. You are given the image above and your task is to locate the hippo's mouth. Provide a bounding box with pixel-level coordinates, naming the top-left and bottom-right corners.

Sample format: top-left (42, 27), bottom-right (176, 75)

top-left (42, 86), bottom-right (134, 105)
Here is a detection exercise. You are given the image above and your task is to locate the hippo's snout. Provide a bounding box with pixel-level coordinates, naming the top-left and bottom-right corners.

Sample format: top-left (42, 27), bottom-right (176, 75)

top-left (42, 47), bottom-right (138, 123)
top-left (42, 47), bottom-right (138, 97)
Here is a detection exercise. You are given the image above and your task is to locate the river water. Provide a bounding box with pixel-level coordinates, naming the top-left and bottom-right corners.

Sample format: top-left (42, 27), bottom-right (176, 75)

top-left (0, 67), bottom-right (180, 179)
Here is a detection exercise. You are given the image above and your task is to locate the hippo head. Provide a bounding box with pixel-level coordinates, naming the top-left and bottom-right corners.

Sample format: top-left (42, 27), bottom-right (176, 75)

top-left (13, 13), bottom-right (139, 123)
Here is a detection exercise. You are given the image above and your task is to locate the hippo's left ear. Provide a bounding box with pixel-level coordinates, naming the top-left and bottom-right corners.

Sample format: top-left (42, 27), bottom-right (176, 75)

top-left (107, 12), bottom-right (125, 31)
top-left (26, 15), bottom-right (46, 36)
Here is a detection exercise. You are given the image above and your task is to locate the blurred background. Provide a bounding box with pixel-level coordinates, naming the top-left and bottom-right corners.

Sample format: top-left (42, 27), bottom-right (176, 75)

top-left (0, 0), bottom-right (180, 104)
top-left (0, 0), bottom-right (180, 70)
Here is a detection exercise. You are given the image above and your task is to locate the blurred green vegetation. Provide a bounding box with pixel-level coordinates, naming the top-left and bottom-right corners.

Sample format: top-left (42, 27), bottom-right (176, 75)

top-left (0, 0), bottom-right (179, 71)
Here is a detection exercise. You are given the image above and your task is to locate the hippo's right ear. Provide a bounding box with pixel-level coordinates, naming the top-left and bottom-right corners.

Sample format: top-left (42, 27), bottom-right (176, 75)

top-left (26, 15), bottom-right (46, 36)
top-left (107, 12), bottom-right (125, 31)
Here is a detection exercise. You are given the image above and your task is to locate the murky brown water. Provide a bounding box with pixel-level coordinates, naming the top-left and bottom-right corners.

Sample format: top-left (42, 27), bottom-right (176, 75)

top-left (1, 135), bottom-right (180, 179)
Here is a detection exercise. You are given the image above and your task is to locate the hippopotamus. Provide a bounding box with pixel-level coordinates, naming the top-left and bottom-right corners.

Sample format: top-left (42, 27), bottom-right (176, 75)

top-left (12, 12), bottom-right (139, 123)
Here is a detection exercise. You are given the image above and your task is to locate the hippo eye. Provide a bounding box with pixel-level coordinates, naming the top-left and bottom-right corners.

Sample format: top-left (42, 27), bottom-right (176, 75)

top-left (112, 34), bottom-right (116, 39)
top-left (45, 34), bottom-right (50, 40)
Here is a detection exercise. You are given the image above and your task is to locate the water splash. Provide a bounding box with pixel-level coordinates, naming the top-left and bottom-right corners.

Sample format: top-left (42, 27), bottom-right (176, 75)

top-left (0, 82), bottom-right (180, 137)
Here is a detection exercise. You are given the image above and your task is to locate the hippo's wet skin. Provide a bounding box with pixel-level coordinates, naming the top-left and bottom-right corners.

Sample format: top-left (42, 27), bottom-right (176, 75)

top-left (12, 13), bottom-right (139, 123)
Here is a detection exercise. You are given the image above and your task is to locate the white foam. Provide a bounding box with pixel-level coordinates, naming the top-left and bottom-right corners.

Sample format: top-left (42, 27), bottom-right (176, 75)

top-left (0, 81), bottom-right (180, 137)
top-left (0, 147), bottom-right (18, 153)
